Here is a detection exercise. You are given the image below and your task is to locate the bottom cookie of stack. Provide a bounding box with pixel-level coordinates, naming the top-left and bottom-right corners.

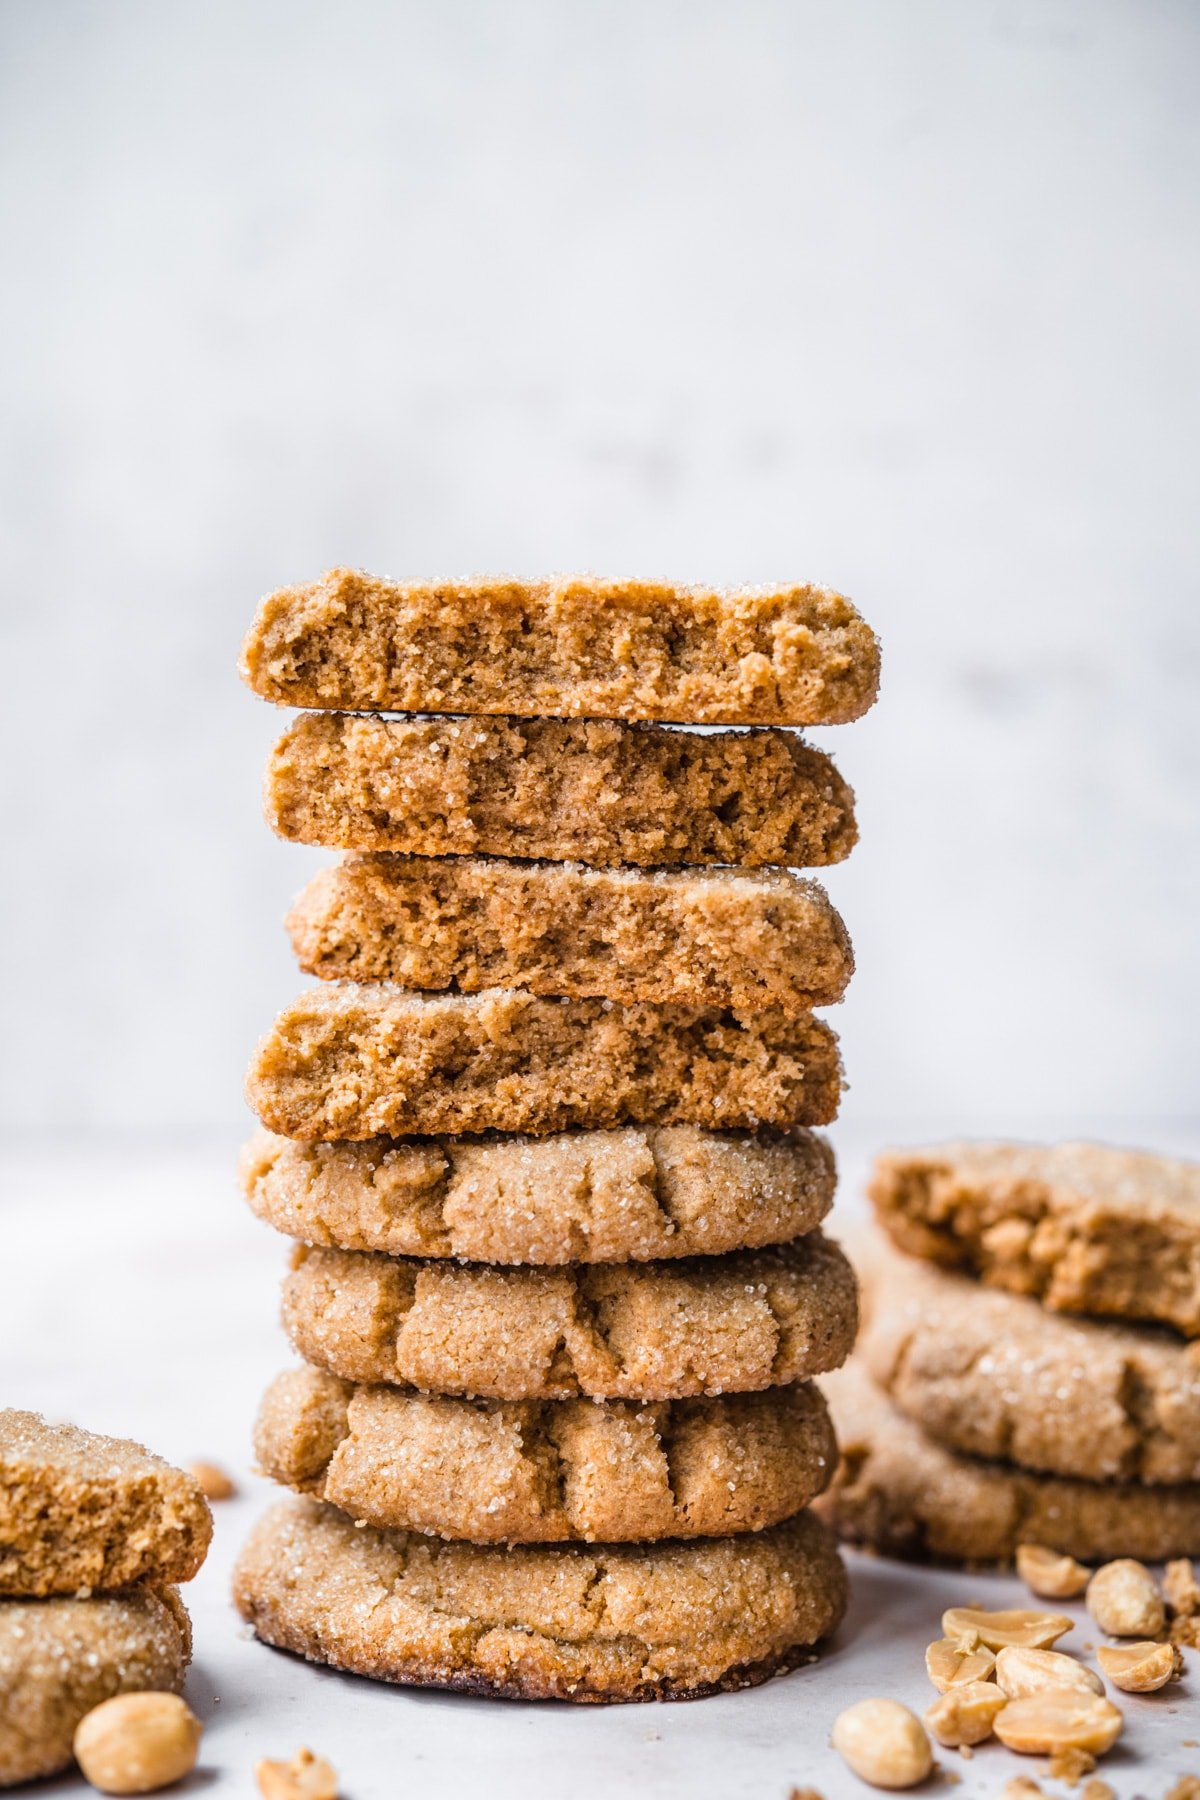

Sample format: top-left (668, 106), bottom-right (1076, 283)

top-left (232, 1495), bottom-right (847, 1703)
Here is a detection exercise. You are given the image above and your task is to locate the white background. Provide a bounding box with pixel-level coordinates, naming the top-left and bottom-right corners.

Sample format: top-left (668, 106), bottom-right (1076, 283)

top-left (1, 7), bottom-right (1199, 1796)
top-left (1, 0), bottom-right (1197, 1141)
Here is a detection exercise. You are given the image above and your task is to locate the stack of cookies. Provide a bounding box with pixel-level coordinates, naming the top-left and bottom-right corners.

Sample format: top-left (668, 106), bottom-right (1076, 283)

top-left (820, 1141), bottom-right (1200, 1568)
top-left (0, 1410), bottom-right (209, 1785)
top-left (231, 569), bottom-right (880, 1702)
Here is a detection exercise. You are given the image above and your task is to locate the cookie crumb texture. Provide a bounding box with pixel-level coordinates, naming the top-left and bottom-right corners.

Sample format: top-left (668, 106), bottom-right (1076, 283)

top-left (241, 569), bottom-right (881, 727)
top-left (253, 1365), bottom-right (838, 1543)
top-left (871, 1140), bottom-right (1200, 1336)
top-left (232, 1496), bottom-right (847, 1702)
top-left (265, 714), bottom-right (857, 870)
top-left (0, 1588), bottom-right (190, 1786)
top-left (281, 1233), bottom-right (858, 1400)
top-left (240, 1124), bottom-right (836, 1264)
top-left (0, 1411), bottom-right (212, 1598)
top-left (817, 1366), bottom-right (1200, 1564)
top-left (860, 1240), bottom-right (1200, 1484)
top-left (287, 855), bottom-right (853, 1014)
top-left (246, 985), bottom-right (843, 1141)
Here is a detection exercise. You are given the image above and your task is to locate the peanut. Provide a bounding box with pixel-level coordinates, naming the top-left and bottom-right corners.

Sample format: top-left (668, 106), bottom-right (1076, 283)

top-left (1016, 1543), bottom-right (1089, 1599)
top-left (993, 1690), bottom-right (1123, 1758)
top-left (256, 1748), bottom-right (338, 1800)
top-left (1096, 1639), bottom-right (1183, 1692)
top-left (73, 1694), bottom-right (201, 1795)
top-left (925, 1635), bottom-right (996, 1692)
top-left (830, 1699), bottom-right (933, 1789)
top-left (924, 1679), bottom-right (1006, 1748)
top-left (1085, 1559), bottom-right (1165, 1639)
top-left (994, 1646), bottom-right (1103, 1699)
top-left (1001, 1781), bottom-right (1044, 1799)
top-left (941, 1607), bottom-right (1071, 1652)
top-left (1079, 1780), bottom-right (1115, 1800)
top-left (1164, 1559), bottom-right (1200, 1618)
top-left (188, 1460), bottom-right (236, 1500)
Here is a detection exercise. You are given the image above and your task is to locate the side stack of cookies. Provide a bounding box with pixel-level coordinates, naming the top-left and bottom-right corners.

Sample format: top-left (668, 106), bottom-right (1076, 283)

top-left (821, 1140), bottom-right (1200, 1569)
top-left (231, 570), bottom-right (880, 1703)
top-left (0, 1411), bottom-right (209, 1785)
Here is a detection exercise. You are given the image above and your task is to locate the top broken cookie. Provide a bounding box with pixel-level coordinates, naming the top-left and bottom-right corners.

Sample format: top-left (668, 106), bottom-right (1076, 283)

top-left (240, 569), bottom-right (880, 726)
top-left (0, 1409), bottom-right (212, 1596)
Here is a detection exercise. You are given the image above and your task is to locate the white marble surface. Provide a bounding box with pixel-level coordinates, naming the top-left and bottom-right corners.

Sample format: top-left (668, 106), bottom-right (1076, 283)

top-left (3, 1127), bottom-right (1200, 1798)
top-left (1, 0), bottom-right (1199, 1135)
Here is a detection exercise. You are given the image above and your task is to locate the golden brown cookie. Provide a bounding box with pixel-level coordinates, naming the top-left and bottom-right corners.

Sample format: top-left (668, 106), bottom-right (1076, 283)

top-left (232, 1496), bottom-right (847, 1702)
top-left (817, 1365), bottom-right (1200, 1565)
top-left (239, 1124), bottom-right (836, 1263)
top-left (859, 1235), bottom-right (1200, 1484)
top-left (0, 1587), bottom-right (190, 1786)
top-left (0, 1410), bottom-right (212, 1597)
top-left (287, 855), bottom-right (853, 1014)
top-left (253, 1364), bottom-right (837, 1543)
top-left (281, 1233), bottom-right (858, 1400)
top-left (246, 985), bottom-right (842, 1141)
top-left (264, 713), bottom-right (857, 870)
top-left (241, 568), bottom-right (880, 726)
top-left (870, 1140), bottom-right (1200, 1336)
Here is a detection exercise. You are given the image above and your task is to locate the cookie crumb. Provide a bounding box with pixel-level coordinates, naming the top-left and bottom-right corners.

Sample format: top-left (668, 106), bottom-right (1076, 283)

top-left (1047, 1744), bottom-right (1096, 1781)
top-left (1165, 1780), bottom-right (1200, 1800)
top-left (1078, 1781), bottom-right (1114, 1800)
top-left (1166, 1560), bottom-right (1200, 1618)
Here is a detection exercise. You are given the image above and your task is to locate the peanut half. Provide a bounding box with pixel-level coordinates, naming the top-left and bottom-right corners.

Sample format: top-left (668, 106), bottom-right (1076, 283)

top-left (830, 1699), bottom-right (933, 1790)
top-left (1085, 1559), bottom-right (1165, 1639)
top-left (924, 1680), bottom-right (1007, 1748)
top-left (73, 1694), bottom-right (201, 1796)
top-left (256, 1748), bottom-right (339, 1800)
top-left (925, 1635), bottom-right (997, 1692)
top-left (188, 1459), bottom-right (236, 1500)
top-left (993, 1690), bottom-right (1123, 1758)
top-left (1096, 1640), bottom-right (1184, 1692)
top-left (1016, 1543), bottom-right (1090, 1599)
top-left (941, 1607), bottom-right (1071, 1652)
top-left (994, 1646), bottom-right (1103, 1699)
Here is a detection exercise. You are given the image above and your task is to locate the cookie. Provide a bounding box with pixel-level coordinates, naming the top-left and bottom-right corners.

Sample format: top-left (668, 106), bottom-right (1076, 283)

top-left (817, 1365), bottom-right (1200, 1565)
top-left (246, 985), bottom-right (842, 1141)
top-left (239, 1124), bottom-right (836, 1264)
top-left (0, 1587), bottom-right (190, 1786)
top-left (870, 1140), bottom-right (1200, 1336)
top-left (240, 568), bottom-right (881, 727)
top-left (254, 1364), bottom-right (837, 1544)
top-left (0, 1410), bottom-right (212, 1597)
top-left (280, 1232), bottom-right (858, 1400)
top-left (858, 1235), bottom-right (1200, 1484)
top-left (264, 713), bottom-right (856, 870)
top-left (232, 1495), bottom-right (847, 1702)
top-left (287, 855), bottom-right (853, 1014)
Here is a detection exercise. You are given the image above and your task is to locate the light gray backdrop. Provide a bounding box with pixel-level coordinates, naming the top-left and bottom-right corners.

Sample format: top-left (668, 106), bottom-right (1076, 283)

top-left (1, 0), bottom-right (1196, 1138)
